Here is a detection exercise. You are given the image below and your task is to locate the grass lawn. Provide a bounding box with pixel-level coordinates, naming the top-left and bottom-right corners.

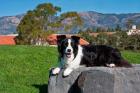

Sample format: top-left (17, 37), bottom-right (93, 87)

top-left (0, 45), bottom-right (139, 93)
top-left (122, 50), bottom-right (140, 64)
top-left (0, 45), bottom-right (58, 93)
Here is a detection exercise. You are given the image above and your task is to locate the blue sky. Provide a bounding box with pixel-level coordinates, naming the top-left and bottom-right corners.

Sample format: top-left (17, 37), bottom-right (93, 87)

top-left (0, 0), bottom-right (140, 17)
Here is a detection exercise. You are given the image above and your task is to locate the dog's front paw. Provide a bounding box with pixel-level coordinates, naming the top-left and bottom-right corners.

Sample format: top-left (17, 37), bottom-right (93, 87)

top-left (52, 67), bottom-right (61, 75)
top-left (106, 63), bottom-right (116, 68)
top-left (63, 68), bottom-right (73, 77)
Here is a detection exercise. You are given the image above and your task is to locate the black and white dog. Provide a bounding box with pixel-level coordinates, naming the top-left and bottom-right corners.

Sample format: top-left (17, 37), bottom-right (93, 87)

top-left (52, 35), bottom-right (132, 77)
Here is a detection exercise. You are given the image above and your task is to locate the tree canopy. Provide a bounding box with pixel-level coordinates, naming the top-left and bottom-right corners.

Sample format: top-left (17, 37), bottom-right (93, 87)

top-left (59, 11), bottom-right (83, 33)
top-left (16, 3), bottom-right (61, 44)
top-left (16, 3), bottom-right (83, 44)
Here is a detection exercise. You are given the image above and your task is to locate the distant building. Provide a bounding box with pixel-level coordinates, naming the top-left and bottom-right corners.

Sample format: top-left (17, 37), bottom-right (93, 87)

top-left (127, 25), bottom-right (140, 35)
top-left (0, 34), bottom-right (18, 45)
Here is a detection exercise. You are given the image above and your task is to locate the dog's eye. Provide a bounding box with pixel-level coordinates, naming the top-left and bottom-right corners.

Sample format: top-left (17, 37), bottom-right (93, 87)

top-left (71, 42), bottom-right (74, 46)
top-left (64, 42), bottom-right (68, 46)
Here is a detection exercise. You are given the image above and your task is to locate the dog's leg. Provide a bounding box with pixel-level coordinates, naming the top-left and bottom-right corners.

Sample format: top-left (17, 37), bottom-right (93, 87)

top-left (106, 63), bottom-right (116, 68)
top-left (63, 68), bottom-right (73, 77)
top-left (52, 67), bottom-right (61, 75)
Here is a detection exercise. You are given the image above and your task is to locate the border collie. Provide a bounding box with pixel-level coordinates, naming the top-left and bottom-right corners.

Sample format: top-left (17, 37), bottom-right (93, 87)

top-left (52, 35), bottom-right (132, 77)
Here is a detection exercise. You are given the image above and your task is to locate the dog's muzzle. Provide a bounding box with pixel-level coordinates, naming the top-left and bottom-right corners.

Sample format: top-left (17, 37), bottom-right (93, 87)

top-left (65, 52), bottom-right (72, 58)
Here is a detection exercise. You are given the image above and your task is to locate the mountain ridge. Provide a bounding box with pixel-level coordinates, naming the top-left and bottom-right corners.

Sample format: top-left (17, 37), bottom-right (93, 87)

top-left (0, 11), bottom-right (140, 34)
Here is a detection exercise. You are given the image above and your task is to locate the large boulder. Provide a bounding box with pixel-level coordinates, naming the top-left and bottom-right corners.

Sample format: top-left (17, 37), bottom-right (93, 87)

top-left (48, 65), bottom-right (140, 93)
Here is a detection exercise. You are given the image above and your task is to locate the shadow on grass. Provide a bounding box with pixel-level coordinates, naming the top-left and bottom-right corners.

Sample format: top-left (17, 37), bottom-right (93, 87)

top-left (32, 84), bottom-right (48, 93)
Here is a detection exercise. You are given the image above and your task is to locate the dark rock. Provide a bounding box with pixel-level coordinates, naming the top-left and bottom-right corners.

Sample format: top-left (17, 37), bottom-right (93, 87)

top-left (48, 64), bottom-right (140, 93)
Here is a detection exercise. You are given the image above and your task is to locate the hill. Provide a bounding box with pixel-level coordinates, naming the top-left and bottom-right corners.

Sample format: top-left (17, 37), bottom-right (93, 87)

top-left (79, 11), bottom-right (140, 29)
top-left (0, 11), bottom-right (140, 34)
top-left (0, 14), bottom-right (23, 34)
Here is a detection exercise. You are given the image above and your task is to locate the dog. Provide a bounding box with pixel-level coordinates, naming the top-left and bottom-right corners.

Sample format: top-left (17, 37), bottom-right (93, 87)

top-left (52, 35), bottom-right (132, 77)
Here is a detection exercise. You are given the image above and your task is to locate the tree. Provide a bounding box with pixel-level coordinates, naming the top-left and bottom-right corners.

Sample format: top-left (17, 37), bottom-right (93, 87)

top-left (115, 31), bottom-right (128, 49)
top-left (96, 33), bottom-right (109, 45)
top-left (137, 23), bottom-right (140, 29)
top-left (107, 34), bottom-right (118, 47)
top-left (86, 28), bottom-right (93, 33)
top-left (115, 24), bottom-right (122, 31)
top-left (107, 27), bottom-right (115, 32)
top-left (96, 27), bottom-right (107, 32)
top-left (127, 34), bottom-right (140, 50)
top-left (16, 10), bottom-right (39, 44)
top-left (35, 3), bottom-right (61, 31)
top-left (78, 31), bottom-right (95, 44)
top-left (126, 19), bottom-right (134, 29)
top-left (59, 12), bottom-right (83, 33)
top-left (16, 3), bottom-right (61, 44)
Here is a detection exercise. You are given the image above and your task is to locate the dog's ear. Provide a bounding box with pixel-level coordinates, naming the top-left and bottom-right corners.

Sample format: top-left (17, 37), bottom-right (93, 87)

top-left (57, 35), bottom-right (66, 45)
top-left (71, 36), bottom-right (80, 44)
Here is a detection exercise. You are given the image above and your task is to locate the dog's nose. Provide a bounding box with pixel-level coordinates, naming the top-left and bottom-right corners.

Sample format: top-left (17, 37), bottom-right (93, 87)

top-left (67, 49), bottom-right (71, 52)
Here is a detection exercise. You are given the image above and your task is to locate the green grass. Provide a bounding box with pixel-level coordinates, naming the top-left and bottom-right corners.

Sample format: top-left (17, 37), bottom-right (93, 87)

top-left (122, 50), bottom-right (140, 64)
top-left (0, 45), bottom-right (58, 93)
top-left (0, 45), bottom-right (139, 93)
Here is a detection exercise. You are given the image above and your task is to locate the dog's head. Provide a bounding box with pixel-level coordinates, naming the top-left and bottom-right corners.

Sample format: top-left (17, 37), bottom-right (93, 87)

top-left (57, 35), bottom-right (80, 61)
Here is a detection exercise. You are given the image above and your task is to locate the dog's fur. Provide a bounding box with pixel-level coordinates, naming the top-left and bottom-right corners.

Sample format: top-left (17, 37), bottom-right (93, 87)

top-left (52, 35), bottom-right (132, 77)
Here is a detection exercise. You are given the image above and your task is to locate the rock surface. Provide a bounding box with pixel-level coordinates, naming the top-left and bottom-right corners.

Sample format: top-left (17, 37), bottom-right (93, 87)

top-left (48, 65), bottom-right (140, 93)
